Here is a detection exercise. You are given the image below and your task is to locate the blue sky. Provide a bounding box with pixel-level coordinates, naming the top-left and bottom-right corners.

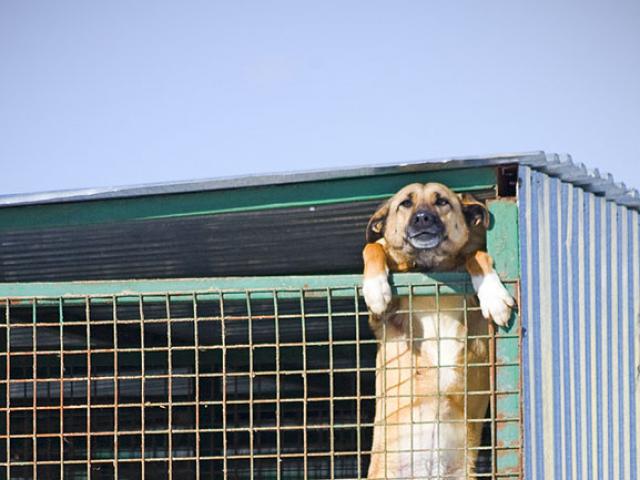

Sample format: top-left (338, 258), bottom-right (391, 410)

top-left (1, 1), bottom-right (639, 195)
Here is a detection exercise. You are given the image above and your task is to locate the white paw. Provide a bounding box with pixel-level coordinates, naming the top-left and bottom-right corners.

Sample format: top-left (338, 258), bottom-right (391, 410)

top-left (362, 274), bottom-right (392, 315)
top-left (472, 271), bottom-right (515, 327)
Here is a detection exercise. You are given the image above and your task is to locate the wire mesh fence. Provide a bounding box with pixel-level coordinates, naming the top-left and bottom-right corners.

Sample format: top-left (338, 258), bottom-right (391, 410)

top-left (0, 278), bottom-right (520, 479)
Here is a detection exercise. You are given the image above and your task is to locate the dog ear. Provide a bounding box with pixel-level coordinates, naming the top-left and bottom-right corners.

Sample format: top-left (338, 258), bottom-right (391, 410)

top-left (459, 194), bottom-right (490, 229)
top-left (366, 199), bottom-right (390, 243)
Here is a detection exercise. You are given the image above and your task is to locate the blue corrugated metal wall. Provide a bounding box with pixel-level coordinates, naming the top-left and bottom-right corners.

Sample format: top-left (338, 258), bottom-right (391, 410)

top-left (519, 166), bottom-right (640, 479)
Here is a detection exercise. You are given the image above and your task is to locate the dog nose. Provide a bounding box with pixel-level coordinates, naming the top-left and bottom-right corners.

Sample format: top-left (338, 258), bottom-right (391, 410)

top-left (413, 210), bottom-right (437, 227)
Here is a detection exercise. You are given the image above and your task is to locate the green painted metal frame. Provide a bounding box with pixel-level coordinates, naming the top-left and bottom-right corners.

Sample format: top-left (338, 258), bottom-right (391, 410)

top-left (0, 272), bottom-right (470, 301)
top-left (487, 199), bottom-right (521, 479)
top-left (0, 167), bottom-right (497, 231)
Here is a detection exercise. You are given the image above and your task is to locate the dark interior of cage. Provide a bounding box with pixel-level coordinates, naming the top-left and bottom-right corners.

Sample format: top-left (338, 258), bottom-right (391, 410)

top-left (6, 293), bottom-right (493, 479)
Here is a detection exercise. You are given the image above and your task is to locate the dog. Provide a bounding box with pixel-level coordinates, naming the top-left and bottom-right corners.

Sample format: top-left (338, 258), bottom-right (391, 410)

top-left (362, 182), bottom-right (515, 479)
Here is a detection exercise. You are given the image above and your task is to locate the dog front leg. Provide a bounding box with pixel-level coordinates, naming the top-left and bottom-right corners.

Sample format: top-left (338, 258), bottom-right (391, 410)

top-left (362, 242), bottom-right (392, 317)
top-left (465, 250), bottom-right (515, 327)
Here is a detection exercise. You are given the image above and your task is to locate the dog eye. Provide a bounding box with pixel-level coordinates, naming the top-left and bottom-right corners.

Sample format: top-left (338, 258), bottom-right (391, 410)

top-left (435, 197), bottom-right (449, 207)
top-left (400, 199), bottom-right (413, 208)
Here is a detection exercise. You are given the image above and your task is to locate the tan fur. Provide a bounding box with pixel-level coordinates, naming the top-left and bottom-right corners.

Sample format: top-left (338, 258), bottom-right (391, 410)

top-left (465, 250), bottom-right (495, 277)
top-left (364, 183), bottom-right (495, 479)
top-left (367, 297), bottom-right (489, 479)
top-left (365, 183), bottom-right (488, 273)
top-left (363, 242), bottom-right (389, 277)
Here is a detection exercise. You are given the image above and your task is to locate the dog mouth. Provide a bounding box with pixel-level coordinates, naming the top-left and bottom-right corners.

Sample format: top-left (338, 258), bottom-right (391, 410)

top-left (407, 231), bottom-right (445, 249)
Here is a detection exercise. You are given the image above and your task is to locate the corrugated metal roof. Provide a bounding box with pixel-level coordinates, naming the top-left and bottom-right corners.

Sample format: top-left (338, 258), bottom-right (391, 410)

top-left (2, 151), bottom-right (638, 210)
top-left (518, 165), bottom-right (640, 479)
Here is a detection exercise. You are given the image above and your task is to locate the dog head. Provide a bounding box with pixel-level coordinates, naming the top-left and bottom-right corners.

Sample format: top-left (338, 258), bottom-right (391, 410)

top-left (366, 183), bottom-right (489, 270)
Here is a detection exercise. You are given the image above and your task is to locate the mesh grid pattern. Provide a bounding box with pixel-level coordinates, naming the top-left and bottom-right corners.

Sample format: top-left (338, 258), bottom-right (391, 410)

top-left (0, 281), bottom-right (520, 479)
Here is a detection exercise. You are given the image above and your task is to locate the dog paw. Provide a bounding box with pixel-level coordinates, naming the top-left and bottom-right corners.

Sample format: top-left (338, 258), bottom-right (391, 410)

top-left (363, 274), bottom-right (392, 315)
top-left (472, 271), bottom-right (515, 327)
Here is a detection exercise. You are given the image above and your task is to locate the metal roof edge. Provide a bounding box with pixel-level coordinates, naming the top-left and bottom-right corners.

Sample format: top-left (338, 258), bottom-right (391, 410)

top-left (1, 150), bottom-right (638, 211)
top-left (0, 151), bottom-right (544, 207)
top-left (524, 153), bottom-right (640, 210)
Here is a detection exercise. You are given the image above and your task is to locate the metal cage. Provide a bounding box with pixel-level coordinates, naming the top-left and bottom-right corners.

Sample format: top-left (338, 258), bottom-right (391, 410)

top-left (1, 273), bottom-right (520, 480)
top-left (3, 152), bottom-right (638, 479)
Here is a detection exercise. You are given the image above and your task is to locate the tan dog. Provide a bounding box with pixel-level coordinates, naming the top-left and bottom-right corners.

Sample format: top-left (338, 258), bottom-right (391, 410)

top-left (362, 183), bottom-right (514, 479)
